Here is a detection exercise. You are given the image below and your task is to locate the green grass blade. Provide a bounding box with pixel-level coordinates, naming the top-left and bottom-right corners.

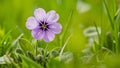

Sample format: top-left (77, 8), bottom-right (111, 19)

top-left (103, 0), bottom-right (114, 30)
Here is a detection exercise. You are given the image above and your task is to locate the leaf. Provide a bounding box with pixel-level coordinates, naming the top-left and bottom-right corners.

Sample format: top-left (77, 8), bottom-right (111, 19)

top-left (20, 55), bottom-right (43, 68)
top-left (7, 33), bottom-right (24, 54)
top-left (0, 31), bottom-right (12, 56)
top-left (19, 38), bottom-right (34, 54)
top-left (103, 0), bottom-right (114, 30)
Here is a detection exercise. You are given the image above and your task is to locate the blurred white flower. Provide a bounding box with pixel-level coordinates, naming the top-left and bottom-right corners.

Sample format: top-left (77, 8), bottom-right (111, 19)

top-left (76, 0), bottom-right (91, 13)
top-left (83, 26), bottom-right (101, 46)
top-left (84, 27), bottom-right (101, 37)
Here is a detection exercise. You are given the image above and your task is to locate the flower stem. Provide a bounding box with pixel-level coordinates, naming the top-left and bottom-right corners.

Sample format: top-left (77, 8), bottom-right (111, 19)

top-left (36, 40), bottom-right (38, 56)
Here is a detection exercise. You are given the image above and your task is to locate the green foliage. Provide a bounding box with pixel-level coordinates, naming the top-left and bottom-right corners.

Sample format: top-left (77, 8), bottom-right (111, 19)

top-left (0, 0), bottom-right (120, 68)
top-left (0, 31), bottom-right (12, 56)
top-left (19, 38), bottom-right (34, 54)
top-left (20, 55), bottom-right (43, 68)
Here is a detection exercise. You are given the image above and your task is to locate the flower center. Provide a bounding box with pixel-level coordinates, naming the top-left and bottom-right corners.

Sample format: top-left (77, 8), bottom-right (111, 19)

top-left (41, 23), bottom-right (47, 29)
top-left (39, 22), bottom-right (49, 30)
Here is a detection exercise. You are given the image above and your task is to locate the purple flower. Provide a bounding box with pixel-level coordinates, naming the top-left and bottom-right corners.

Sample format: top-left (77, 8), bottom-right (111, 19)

top-left (26, 8), bottom-right (62, 42)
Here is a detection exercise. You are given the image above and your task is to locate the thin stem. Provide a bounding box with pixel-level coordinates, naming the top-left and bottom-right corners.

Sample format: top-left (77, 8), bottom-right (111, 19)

top-left (36, 40), bottom-right (38, 56)
top-left (59, 34), bottom-right (72, 60)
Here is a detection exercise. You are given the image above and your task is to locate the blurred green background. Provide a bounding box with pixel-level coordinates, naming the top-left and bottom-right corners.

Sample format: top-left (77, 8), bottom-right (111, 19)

top-left (0, 0), bottom-right (103, 48)
top-left (0, 0), bottom-right (120, 68)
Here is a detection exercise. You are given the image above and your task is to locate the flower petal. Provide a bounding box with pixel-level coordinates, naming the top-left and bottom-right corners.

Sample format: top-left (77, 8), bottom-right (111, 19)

top-left (26, 17), bottom-right (39, 30)
top-left (49, 23), bottom-right (62, 34)
top-left (43, 30), bottom-right (55, 42)
top-left (34, 8), bottom-right (46, 22)
top-left (46, 10), bottom-right (59, 23)
top-left (32, 28), bottom-right (44, 40)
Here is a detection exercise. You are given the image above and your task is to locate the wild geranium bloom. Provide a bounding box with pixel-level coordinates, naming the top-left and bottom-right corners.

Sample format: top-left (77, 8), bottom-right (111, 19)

top-left (26, 8), bottom-right (62, 42)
